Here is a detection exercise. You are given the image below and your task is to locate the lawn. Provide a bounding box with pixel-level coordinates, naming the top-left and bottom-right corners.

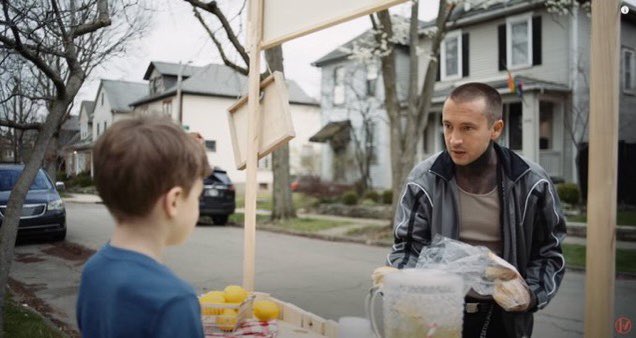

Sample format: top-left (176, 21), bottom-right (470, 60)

top-left (235, 193), bottom-right (319, 211)
top-left (562, 243), bottom-right (636, 274)
top-left (566, 210), bottom-right (636, 226)
top-left (230, 212), bottom-right (348, 232)
top-left (3, 292), bottom-right (65, 338)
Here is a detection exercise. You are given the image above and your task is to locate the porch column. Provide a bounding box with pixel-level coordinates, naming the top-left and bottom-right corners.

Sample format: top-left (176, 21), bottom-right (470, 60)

top-left (521, 92), bottom-right (539, 162)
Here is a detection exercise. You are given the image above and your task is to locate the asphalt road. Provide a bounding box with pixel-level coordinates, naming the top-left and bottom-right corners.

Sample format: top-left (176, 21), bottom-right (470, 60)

top-left (9, 202), bottom-right (636, 337)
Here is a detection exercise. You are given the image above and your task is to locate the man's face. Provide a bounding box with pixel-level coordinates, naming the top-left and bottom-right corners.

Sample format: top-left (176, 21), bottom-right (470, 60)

top-left (442, 98), bottom-right (503, 166)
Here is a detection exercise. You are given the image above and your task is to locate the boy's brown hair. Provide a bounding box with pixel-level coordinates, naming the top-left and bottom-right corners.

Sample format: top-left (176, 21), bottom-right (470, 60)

top-left (93, 116), bottom-right (212, 222)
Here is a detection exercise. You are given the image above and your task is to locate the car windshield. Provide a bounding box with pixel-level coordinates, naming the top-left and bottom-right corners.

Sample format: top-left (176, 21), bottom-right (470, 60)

top-left (0, 169), bottom-right (52, 192)
top-left (204, 170), bottom-right (232, 185)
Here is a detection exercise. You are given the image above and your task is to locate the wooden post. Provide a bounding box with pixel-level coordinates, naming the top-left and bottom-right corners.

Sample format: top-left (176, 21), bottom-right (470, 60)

top-left (243, 0), bottom-right (263, 292)
top-left (584, 1), bottom-right (620, 337)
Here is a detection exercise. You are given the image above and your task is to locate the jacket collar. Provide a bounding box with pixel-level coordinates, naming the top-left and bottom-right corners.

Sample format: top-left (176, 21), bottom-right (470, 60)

top-left (430, 143), bottom-right (530, 182)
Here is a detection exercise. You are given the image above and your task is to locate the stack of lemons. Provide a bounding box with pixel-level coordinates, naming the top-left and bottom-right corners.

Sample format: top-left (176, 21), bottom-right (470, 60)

top-left (199, 285), bottom-right (280, 331)
top-left (200, 285), bottom-right (249, 331)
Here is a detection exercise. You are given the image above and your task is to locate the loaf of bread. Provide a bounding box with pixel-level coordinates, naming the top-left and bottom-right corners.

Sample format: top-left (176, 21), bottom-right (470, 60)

top-left (485, 252), bottom-right (519, 281)
top-left (371, 266), bottom-right (398, 287)
top-left (493, 278), bottom-right (531, 311)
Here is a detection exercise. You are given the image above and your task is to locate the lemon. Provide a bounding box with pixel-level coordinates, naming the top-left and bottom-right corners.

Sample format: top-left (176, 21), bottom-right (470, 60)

top-left (224, 285), bottom-right (249, 303)
top-left (199, 291), bottom-right (225, 315)
top-left (216, 308), bottom-right (238, 331)
top-left (253, 300), bottom-right (279, 322)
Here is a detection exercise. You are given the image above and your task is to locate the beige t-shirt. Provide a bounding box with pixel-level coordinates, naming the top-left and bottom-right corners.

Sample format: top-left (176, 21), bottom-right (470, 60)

top-left (458, 185), bottom-right (503, 256)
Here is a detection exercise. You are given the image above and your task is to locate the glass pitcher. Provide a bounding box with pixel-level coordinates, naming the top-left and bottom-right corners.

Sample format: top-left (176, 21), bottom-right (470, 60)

top-left (366, 269), bottom-right (464, 338)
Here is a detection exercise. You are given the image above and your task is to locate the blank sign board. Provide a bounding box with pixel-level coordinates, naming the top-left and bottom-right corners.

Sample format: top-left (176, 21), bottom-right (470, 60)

top-left (261, 0), bottom-right (408, 49)
top-left (227, 71), bottom-right (295, 170)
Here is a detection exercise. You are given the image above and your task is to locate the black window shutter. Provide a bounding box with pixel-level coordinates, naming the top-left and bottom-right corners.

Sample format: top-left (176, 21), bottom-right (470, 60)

top-left (532, 16), bottom-right (542, 66)
top-left (436, 54), bottom-right (441, 81)
top-left (498, 24), bottom-right (506, 71)
top-left (462, 33), bottom-right (470, 77)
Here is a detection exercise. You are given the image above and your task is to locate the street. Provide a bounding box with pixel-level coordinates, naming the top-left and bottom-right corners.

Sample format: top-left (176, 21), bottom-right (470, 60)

top-left (9, 202), bottom-right (636, 337)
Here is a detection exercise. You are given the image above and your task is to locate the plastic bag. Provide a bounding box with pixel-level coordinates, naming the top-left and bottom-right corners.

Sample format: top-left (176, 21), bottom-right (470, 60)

top-left (415, 235), bottom-right (530, 311)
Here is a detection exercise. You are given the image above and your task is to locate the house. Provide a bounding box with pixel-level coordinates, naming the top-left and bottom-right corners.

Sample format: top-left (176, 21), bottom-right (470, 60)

top-left (312, 0), bottom-right (636, 194)
top-left (67, 100), bottom-right (96, 176)
top-left (92, 79), bottom-right (149, 139)
top-left (130, 61), bottom-right (322, 191)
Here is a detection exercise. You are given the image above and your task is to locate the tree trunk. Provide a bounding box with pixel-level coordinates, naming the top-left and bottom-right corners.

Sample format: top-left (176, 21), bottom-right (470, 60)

top-left (265, 46), bottom-right (295, 220)
top-left (0, 94), bottom-right (74, 336)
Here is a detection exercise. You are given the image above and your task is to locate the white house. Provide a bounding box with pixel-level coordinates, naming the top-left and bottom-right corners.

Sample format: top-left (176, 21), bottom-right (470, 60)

top-left (312, 0), bottom-right (636, 197)
top-left (130, 61), bottom-right (322, 191)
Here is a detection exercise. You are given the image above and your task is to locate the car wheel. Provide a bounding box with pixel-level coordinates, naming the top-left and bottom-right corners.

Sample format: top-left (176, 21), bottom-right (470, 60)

top-left (51, 228), bottom-right (67, 242)
top-left (212, 215), bottom-right (229, 225)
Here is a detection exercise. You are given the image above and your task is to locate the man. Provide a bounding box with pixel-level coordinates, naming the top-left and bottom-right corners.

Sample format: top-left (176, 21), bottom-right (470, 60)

top-left (386, 83), bottom-right (566, 337)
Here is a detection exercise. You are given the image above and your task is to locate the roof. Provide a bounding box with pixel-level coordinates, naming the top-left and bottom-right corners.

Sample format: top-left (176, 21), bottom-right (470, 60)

top-left (99, 79), bottom-right (148, 113)
top-left (313, 15), bottom-right (430, 67)
top-left (143, 61), bottom-right (206, 80)
top-left (79, 101), bottom-right (95, 119)
top-left (309, 120), bottom-right (351, 142)
top-left (131, 63), bottom-right (318, 106)
top-left (431, 76), bottom-right (570, 103)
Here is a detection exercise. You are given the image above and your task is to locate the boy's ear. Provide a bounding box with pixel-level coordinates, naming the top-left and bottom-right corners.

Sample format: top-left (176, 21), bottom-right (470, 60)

top-left (163, 187), bottom-right (183, 218)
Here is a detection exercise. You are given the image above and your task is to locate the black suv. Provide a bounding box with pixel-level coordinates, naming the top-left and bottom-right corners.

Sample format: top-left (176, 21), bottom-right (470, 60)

top-left (199, 167), bottom-right (235, 225)
top-left (0, 164), bottom-right (66, 241)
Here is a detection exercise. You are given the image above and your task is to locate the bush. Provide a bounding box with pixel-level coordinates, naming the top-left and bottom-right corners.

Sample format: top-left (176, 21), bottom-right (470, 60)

top-left (363, 190), bottom-right (380, 203)
top-left (382, 190), bottom-right (393, 205)
top-left (557, 182), bottom-right (580, 205)
top-left (342, 191), bottom-right (359, 206)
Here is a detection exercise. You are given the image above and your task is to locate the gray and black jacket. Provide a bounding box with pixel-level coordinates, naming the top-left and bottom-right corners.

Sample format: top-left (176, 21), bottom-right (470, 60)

top-left (387, 143), bottom-right (566, 337)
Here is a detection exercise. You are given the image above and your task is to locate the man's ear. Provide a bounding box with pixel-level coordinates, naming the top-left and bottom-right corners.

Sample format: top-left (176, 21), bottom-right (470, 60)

top-left (491, 119), bottom-right (504, 140)
top-left (163, 187), bottom-right (183, 218)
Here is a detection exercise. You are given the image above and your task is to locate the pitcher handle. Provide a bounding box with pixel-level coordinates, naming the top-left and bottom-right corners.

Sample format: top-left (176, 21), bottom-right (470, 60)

top-left (365, 286), bottom-right (383, 338)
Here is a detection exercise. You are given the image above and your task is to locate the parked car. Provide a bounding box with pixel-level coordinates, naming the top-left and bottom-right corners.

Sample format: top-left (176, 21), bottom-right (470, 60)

top-left (290, 175), bottom-right (352, 197)
top-left (0, 164), bottom-right (67, 241)
top-left (199, 167), bottom-right (235, 225)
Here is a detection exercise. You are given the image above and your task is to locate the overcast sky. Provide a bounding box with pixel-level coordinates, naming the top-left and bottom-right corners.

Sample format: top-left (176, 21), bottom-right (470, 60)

top-left (74, 1), bottom-right (438, 114)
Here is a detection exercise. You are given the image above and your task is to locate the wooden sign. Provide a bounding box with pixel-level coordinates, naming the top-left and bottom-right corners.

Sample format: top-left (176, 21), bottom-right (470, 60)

top-left (228, 71), bottom-right (295, 170)
top-left (261, 0), bottom-right (408, 49)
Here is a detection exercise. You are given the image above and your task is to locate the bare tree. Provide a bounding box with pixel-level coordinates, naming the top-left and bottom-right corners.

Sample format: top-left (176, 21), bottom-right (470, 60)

top-left (0, 56), bottom-right (44, 163)
top-left (0, 0), bottom-right (149, 333)
top-left (369, 0), bottom-right (458, 213)
top-left (184, 0), bottom-right (296, 220)
top-left (342, 64), bottom-right (385, 194)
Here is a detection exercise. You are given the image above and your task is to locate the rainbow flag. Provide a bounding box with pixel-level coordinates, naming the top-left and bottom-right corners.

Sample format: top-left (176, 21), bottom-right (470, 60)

top-left (507, 70), bottom-right (524, 97)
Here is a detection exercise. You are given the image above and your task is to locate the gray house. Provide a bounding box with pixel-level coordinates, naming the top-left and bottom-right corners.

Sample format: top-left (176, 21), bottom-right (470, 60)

top-left (312, 0), bottom-right (636, 191)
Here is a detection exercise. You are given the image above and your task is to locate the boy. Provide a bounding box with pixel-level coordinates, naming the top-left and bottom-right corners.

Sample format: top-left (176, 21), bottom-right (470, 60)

top-left (77, 116), bottom-right (211, 337)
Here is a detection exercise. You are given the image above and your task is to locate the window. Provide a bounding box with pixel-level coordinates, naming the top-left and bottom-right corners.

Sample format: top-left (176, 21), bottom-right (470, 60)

top-left (366, 62), bottom-right (378, 96)
top-left (539, 102), bottom-right (554, 150)
top-left (205, 140), bottom-right (216, 153)
top-left (366, 121), bottom-right (378, 165)
top-left (162, 100), bottom-right (173, 116)
top-left (103, 121), bottom-right (106, 133)
top-left (441, 31), bottom-right (462, 80)
top-left (624, 48), bottom-right (636, 94)
top-left (506, 15), bottom-right (532, 69)
top-left (258, 155), bottom-right (271, 170)
top-left (333, 66), bottom-right (345, 105)
top-left (97, 123), bottom-right (100, 136)
top-left (101, 92), bottom-right (104, 106)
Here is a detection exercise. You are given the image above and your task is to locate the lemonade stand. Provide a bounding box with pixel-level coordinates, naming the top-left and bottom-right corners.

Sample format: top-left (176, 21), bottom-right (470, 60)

top-left (211, 1), bottom-right (408, 337)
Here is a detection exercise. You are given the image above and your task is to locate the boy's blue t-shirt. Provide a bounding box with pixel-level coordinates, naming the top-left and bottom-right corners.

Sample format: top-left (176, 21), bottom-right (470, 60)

top-left (76, 243), bottom-right (204, 338)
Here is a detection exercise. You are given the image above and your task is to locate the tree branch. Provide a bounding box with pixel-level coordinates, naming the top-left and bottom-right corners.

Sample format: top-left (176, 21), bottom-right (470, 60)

top-left (183, 0), bottom-right (249, 67)
top-left (192, 7), bottom-right (248, 76)
top-left (0, 119), bottom-right (42, 131)
top-left (72, 0), bottom-right (112, 37)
